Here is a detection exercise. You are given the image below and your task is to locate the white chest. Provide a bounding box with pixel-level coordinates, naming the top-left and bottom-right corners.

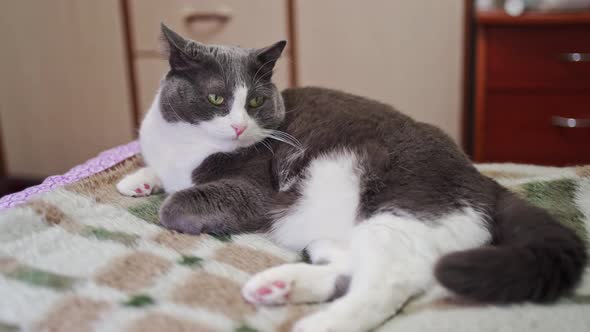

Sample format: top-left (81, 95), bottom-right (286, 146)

top-left (138, 95), bottom-right (235, 193)
top-left (140, 130), bottom-right (210, 192)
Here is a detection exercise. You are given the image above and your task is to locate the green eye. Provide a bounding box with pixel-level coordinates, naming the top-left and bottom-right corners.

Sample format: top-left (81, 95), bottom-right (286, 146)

top-left (207, 94), bottom-right (224, 106)
top-left (248, 96), bottom-right (266, 108)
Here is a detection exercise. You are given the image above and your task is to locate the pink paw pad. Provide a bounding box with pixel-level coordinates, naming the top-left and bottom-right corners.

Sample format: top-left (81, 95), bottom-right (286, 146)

top-left (273, 281), bottom-right (286, 289)
top-left (144, 183), bottom-right (151, 189)
top-left (246, 280), bottom-right (291, 304)
top-left (256, 287), bottom-right (272, 296)
top-left (134, 188), bottom-right (143, 194)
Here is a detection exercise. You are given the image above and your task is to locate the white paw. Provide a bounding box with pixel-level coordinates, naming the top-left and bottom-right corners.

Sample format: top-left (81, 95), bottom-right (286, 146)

top-left (242, 270), bottom-right (292, 305)
top-left (243, 263), bottom-right (340, 305)
top-left (116, 167), bottom-right (162, 197)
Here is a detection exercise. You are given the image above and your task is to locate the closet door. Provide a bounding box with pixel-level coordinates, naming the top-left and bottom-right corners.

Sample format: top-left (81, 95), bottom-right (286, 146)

top-left (0, 0), bottom-right (134, 177)
top-left (295, 0), bottom-right (464, 142)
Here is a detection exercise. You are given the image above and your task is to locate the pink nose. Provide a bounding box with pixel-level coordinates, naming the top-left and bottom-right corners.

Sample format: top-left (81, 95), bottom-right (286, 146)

top-left (231, 124), bottom-right (247, 137)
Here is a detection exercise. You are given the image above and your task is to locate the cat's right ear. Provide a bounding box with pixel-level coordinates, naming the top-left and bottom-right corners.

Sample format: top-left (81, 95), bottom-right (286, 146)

top-left (159, 23), bottom-right (192, 70)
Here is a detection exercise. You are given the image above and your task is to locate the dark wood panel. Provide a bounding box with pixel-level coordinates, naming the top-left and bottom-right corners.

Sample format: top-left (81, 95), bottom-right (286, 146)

top-left (478, 10), bottom-right (590, 25)
top-left (461, 0), bottom-right (475, 154)
top-left (481, 92), bottom-right (590, 165)
top-left (486, 26), bottom-right (590, 90)
top-left (473, 25), bottom-right (488, 161)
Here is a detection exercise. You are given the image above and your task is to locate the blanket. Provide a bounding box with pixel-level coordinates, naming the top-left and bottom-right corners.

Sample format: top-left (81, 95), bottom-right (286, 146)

top-left (1, 156), bottom-right (589, 332)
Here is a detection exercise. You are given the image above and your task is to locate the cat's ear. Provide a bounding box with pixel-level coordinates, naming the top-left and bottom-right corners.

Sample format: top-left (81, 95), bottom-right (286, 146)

top-left (253, 40), bottom-right (287, 76)
top-left (160, 23), bottom-right (188, 69)
top-left (159, 23), bottom-right (208, 70)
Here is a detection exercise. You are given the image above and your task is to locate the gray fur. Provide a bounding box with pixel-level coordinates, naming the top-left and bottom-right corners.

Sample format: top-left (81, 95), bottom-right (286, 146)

top-left (158, 23), bottom-right (286, 129)
top-left (156, 74), bottom-right (483, 226)
top-left (160, 144), bottom-right (275, 234)
top-left (328, 275), bottom-right (352, 301)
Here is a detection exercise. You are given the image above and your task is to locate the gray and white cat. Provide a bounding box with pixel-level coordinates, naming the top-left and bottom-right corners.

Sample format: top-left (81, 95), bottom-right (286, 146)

top-left (117, 24), bottom-right (586, 332)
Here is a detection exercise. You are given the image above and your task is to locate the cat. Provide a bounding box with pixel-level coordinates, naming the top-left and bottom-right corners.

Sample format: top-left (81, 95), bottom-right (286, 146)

top-left (117, 24), bottom-right (587, 332)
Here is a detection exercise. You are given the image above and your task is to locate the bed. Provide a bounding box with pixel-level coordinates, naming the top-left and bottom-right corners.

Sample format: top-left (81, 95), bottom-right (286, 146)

top-left (0, 142), bottom-right (589, 332)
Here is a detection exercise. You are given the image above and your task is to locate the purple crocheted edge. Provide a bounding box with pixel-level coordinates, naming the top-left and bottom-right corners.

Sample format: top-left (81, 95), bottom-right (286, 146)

top-left (0, 141), bottom-right (141, 210)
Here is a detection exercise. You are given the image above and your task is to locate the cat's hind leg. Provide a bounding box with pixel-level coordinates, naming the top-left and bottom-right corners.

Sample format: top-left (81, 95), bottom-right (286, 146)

top-left (116, 167), bottom-right (162, 197)
top-left (293, 214), bottom-right (431, 332)
top-left (293, 210), bottom-right (490, 332)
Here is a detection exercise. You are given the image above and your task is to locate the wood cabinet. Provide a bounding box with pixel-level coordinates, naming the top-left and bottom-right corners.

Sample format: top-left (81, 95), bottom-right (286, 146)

top-left (0, 0), bottom-right (135, 177)
top-left (473, 11), bottom-right (590, 165)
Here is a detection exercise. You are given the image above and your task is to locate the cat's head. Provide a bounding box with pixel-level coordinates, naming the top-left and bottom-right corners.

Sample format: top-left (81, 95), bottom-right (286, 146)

top-left (157, 24), bottom-right (287, 148)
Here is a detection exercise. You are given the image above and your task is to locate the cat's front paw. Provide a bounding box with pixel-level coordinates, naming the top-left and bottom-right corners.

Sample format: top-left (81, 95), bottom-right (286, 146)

top-left (117, 167), bottom-right (162, 197)
top-left (159, 193), bottom-right (206, 234)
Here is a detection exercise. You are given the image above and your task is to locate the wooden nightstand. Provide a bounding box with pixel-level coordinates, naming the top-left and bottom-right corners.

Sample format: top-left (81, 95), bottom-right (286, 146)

top-left (473, 11), bottom-right (590, 166)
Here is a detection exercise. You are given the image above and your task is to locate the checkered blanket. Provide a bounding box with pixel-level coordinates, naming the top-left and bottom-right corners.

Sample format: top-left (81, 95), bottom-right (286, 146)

top-left (1, 156), bottom-right (589, 332)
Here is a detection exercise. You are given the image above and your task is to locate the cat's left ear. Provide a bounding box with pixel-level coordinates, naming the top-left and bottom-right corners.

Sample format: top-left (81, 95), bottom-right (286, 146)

top-left (160, 23), bottom-right (210, 71)
top-left (254, 40), bottom-right (287, 74)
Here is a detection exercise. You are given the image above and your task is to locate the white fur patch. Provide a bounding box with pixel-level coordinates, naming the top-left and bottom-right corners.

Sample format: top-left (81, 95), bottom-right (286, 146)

top-left (140, 92), bottom-right (239, 192)
top-left (228, 85), bottom-right (248, 127)
top-left (197, 84), bottom-right (265, 147)
top-left (291, 210), bottom-right (490, 332)
top-left (198, 85), bottom-right (253, 141)
top-left (270, 151), bottom-right (362, 251)
top-left (140, 88), bottom-right (267, 192)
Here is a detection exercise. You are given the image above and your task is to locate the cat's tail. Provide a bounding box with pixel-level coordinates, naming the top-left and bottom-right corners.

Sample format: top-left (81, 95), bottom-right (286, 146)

top-left (434, 189), bottom-right (587, 303)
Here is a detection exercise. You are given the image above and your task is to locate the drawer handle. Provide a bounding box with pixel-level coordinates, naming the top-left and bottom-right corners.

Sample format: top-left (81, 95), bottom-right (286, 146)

top-left (183, 8), bottom-right (232, 25)
top-left (182, 7), bottom-right (232, 37)
top-left (551, 116), bottom-right (590, 128)
top-left (559, 53), bottom-right (590, 62)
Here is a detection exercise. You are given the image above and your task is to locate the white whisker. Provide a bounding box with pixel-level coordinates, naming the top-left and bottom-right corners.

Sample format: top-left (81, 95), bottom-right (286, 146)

top-left (252, 57), bottom-right (281, 87)
top-left (266, 134), bottom-right (304, 152)
top-left (260, 139), bottom-right (274, 155)
top-left (264, 129), bottom-right (304, 149)
top-left (163, 94), bottom-right (187, 122)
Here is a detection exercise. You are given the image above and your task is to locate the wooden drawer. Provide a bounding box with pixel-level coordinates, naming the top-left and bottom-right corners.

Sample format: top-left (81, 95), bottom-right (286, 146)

top-left (129, 0), bottom-right (289, 51)
top-left (486, 26), bottom-right (590, 90)
top-left (481, 92), bottom-right (590, 165)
